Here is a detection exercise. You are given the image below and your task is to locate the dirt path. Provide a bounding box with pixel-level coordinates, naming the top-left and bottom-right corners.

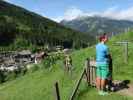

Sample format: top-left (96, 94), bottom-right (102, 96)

top-left (116, 83), bottom-right (133, 98)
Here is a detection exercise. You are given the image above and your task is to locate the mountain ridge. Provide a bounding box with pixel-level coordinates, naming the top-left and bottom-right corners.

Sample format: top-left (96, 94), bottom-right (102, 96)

top-left (60, 16), bottom-right (133, 36)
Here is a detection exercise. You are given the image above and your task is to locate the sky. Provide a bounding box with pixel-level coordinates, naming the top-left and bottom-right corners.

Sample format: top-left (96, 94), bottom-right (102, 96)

top-left (5, 0), bottom-right (133, 22)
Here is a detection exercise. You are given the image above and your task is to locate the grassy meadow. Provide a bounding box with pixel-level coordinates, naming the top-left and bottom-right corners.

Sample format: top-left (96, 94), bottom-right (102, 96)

top-left (0, 32), bottom-right (133, 100)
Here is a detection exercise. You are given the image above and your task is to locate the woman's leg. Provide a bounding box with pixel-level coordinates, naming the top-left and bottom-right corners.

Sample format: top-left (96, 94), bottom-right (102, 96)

top-left (96, 77), bottom-right (101, 91)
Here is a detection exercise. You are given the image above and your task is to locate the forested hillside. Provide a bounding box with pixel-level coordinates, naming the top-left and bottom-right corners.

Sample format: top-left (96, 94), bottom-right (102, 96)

top-left (0, 0), bottom-right (95, 49)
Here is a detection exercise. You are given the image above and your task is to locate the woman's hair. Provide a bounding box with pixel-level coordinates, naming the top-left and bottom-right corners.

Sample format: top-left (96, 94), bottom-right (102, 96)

top-left (99, 33), bottom-right (107, 42)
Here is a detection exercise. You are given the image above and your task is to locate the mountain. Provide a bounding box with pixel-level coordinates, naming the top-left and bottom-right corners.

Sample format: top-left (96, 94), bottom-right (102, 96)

top-left (0, 0), bottom-right (95, 49)
top-left (60, 16), bottom-right (133, 37)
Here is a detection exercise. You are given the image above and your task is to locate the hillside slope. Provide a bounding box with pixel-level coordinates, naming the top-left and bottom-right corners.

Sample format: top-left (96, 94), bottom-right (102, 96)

top-left (0, 32), bottom-right (133, 100)
top-left (0, 0), bottom-right (94, 48)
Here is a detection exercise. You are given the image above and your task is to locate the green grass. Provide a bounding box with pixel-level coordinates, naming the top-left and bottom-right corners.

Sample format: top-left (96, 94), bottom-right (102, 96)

top-left (0, 32), bottom-right (133, 100)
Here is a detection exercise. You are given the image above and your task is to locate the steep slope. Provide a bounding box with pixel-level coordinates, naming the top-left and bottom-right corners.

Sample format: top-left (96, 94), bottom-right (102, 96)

top-left (0, 0), bottom-right (95, 48)
top-left (0, 32), bottom-right (133, 100)
top-left (60, 16), bottom-right (133, 36)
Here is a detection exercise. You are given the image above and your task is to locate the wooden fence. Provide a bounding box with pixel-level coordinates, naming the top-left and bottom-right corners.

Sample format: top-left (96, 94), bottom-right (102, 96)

top-left (85, 58), bottom-right (96, 86)
top-left (54, 58), bottom-right (97, 100)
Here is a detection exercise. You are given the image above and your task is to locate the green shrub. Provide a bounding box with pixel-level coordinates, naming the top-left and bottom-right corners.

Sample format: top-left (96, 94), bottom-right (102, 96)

top-left (20, 66), bottom-right (27, 75)
top-left (42, 57), bottom-right (52, 68)
top-left (5, 71), bottom-right (17, 81)
top-left (27, 64), bottom-right (39, 73)
top-left (0, 70), bottom-right (6, 83)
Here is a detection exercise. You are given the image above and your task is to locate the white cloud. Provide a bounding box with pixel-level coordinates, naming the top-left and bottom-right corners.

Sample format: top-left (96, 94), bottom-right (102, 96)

top-left (63, 7), bottom-right (84, 20)
top-left (101, 6), bottom-right (118, 17)
top-left (52, 7), bottom-right (85, 22)
top-left (101, 6), bottom-right (133, 21)
top-left (52, 6), bottom-right (133, 22)
top-left (4, 0), bottom-right (12, 3)
top-left (116, 7), bottom-right (133, 20)
top-left (53, 16), bottom-right (64, 22)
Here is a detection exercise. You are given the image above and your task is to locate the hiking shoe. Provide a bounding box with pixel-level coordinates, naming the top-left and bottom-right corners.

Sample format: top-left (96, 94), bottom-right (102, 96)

top-left (98, 91), bottom-right (108, 96)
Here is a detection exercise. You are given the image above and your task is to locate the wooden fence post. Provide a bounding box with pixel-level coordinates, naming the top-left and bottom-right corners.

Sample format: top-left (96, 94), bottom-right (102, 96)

top-left (86, 57), bottom-right (96, 86)
top-left (124, 42), bottom-right (128, 63)
top-left (91, 66), bottom-right (96, 86)
top-left (85, 58), bottom-right (90, 86)
top-left (89, 58), bottom-right (94, 86)
top-left (86, 58), bottom-right (90, 85)
top-left (55, 82), bottom-right (61, 100)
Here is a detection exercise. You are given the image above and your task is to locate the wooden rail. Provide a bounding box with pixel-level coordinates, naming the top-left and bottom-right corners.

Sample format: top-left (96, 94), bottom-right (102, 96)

top-left (55, 82), bottom-right (61, 100)
top-left (69, 58), bottom-right (97, 100)
top-left (69, 69), bottom-right (86, 100)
